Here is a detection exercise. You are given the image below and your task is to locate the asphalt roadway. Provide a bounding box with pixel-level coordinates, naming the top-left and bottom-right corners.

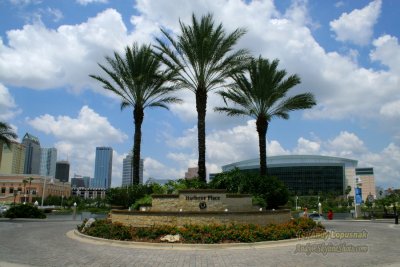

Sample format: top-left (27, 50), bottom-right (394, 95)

top-left (0, 216), bottom-right (399, 267)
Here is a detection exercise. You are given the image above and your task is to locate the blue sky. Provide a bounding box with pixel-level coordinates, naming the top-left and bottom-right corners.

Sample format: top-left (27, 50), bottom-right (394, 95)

top-left (0, 0), bottom-right (399, 188)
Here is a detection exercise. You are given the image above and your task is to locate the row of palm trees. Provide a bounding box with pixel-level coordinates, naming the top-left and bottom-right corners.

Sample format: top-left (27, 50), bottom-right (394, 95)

top-left (90, 13), bottom-right (316, 184)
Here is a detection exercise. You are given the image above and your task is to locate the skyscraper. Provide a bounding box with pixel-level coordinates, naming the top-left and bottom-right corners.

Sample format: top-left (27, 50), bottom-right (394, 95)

top-left (55, 161), bottom-right (70, 182)
top-left (121, 154), bottom-right (143, 186)
top-left (0, 141), bottom-right (25, 174)
top-left (93, 147), bottom-right (113, 189)
top-left (39, 148), bottom-right (57, 178)
top-left (22, 133), bottom-right (41, 174)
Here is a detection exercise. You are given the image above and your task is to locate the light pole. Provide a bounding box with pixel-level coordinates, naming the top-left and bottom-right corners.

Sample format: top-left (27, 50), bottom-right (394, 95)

top-left (318, 202), bottom-right (322, 215)
top-left (73, 202), bottom-right (77, 220)
top-left (61, 182), bottom-right (65, 209)
top-left (41, 177), bottom-right (47, 207)
top-left (354, 176), bottom-right (362, 219)
top-left (13, 191), bottom-right (18, 206)
top-left (295, 196), bottom-right (298, 211)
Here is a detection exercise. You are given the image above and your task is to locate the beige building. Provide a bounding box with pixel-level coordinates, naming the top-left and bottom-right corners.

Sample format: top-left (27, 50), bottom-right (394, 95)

top-left (356, 168), bottom-right (376, 200)
top-left (0, 142), bottom-right (26, 175)
top-left (0, 174), bottom-right (71, 204)
top-left (184, 167), bottom-right (199, 179)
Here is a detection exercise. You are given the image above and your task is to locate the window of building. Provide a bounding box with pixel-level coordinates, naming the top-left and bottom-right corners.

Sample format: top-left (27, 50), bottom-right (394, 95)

top-left (1, 187), bottom-right (6, 194)
top-left (9, 188), bottom-right (14, 194)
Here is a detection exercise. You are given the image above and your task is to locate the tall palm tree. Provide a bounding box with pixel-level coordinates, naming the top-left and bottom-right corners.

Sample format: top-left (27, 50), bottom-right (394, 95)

top-left (155, 13), bottom-right (249, 183)
top-left (90, 44), bottom-right (181, 184)
top-left (0, 121), bottom-right (18, 166)
top-left (215, 57), bottom-right (316, 176)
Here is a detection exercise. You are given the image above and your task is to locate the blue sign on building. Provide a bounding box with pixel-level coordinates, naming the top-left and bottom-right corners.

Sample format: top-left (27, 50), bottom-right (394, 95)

top-left (355, 187), bottom-right (363, 204)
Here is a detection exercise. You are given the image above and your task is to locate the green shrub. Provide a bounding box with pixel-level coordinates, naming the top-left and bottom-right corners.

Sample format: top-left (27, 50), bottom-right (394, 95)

top-left (79, 217), bottom-right (323, 244)
top-left (83, 219), bottom-right (131, 240)
top-left (132, 195), bottom-right (152, 210)
top-left (4, 204), bottom-right (46, 219)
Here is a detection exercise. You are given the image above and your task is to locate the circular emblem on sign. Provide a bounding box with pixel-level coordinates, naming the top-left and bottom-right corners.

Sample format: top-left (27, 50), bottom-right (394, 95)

top-left (199, 201), bottom-right (207, 209)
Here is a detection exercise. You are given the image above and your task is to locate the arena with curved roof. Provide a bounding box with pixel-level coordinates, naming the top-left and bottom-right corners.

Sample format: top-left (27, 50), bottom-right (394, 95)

top-left (219, 155), bottom-right (375, 198)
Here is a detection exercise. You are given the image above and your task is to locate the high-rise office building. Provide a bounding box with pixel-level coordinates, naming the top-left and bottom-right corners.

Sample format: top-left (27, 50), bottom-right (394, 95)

top-left (55, 161), bottom-right (70, 182)
top-left (39, 148), bottom-right (57, 178)
top-left (93, 147), bottom-right (113, 189)
top-left (0, 141), bottom-right (26, 174)
top-left (83, 176), bottom-right (91, 188)
top-left (22, 133), bottom-right (41, 174)
top-left (121, 154), bottom-right (143, 186)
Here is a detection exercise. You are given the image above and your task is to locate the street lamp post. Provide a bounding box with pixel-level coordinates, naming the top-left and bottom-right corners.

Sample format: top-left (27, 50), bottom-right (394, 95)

top-left (295, 196), bottom-right (298, 211)
top-left (41, 178), bottom-right (47, 207)
top-left (73, 202), bottom-right (77, 220)
top-left (13, 191), bottom-right (18, 206)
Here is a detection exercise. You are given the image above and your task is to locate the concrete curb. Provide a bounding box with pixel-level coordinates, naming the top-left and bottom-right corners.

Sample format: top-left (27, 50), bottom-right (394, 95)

top-left (68, 229), bottom-right (307, 250)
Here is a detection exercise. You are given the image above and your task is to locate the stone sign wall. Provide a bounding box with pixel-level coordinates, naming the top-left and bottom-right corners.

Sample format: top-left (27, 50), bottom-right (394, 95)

top-left (150, 189), bottom-right (256, 212)
top-left (109, 189), bottom-right (291, 227)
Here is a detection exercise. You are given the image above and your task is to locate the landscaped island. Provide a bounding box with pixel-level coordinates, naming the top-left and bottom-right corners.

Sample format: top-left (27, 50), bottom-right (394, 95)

top-left (77, 217), bottom-right (324, 244)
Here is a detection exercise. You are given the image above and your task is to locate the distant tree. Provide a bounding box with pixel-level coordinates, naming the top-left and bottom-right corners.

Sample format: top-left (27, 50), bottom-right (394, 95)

top-left (208, 169), bottom-right (289, 209)
top-left (155, 13), bottom-right (249, 183)
top-left (90, 44), bottom-right (181, 184)
top-left (215, 57), bottom-right (316, 176)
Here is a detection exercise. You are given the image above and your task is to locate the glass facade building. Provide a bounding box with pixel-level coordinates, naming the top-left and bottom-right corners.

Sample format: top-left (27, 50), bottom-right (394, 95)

top-left (55, 160), bottom-right (70, 182)
top-left (222, 155), bottom-right (359, 196)
top-left (121, 153), bottom-right (143, 186)
top-left (22, 133), bottom-right (41, 175)
top-left (93, 147), bottom-right (113, 189)
top-left (39, 148), bottom-right (57, 178)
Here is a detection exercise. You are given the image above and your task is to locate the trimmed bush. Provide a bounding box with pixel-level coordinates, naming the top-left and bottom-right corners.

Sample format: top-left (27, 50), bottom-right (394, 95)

top-left (78, 217), bottom-right (324, 244)
top-left (4, 204), bottom-right (46, 219)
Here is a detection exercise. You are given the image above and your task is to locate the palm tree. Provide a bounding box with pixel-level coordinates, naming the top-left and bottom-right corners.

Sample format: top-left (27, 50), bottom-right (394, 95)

top-left (90, 44), bottom-right (181, 184)
top-left (154, 13), bottom-right (249, 183)
top-left (0, 121), bottom-right (18, 166)
top-left (215, 57), bottom-right (316, 176)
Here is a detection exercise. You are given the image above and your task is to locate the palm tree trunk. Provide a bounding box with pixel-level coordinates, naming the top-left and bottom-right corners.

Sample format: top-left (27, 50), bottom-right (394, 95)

top-left (196, 89), bottom-right (207, 183)
top-left (133, 107), bottom-right (144, 185)
top-left (256, 117), bottom-right (268, 177)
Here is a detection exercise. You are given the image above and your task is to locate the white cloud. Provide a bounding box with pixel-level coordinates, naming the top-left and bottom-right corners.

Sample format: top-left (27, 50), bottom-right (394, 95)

top-left (143, 157), bottom-right (183, 181)
top-left (45, 7), bottom-right (63, 22)
top-left (0, 1), bottom-right (398, 123)
top-left (27, 105), bottom-right (128, 185)
top-left (9, 0), bottom-right (41, 6)
top-left (324, 131), bottom-right (367, 157)
top-left (330, 0), bottom-right (382, 45)
top-left (0, 8), bottom-right (134, 92)
top-left (370, 35), bottom-right (400, 75)
top-left (163, 119), bottom-right (289, 179)
top-left (293, 137), bottom-right (320, 154)
top-left (380, 100), bottom-right (400, 118)
top-left (76, 0), bottom-right (108, 5)
top-left (0, 83), bottom-right (21, 121)
top-left (335, 1), bottom-right (345, 8)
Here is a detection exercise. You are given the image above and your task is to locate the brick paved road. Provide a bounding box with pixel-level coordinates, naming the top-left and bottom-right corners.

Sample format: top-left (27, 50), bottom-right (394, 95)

top-left (0, 218), bottom-right (399, 267)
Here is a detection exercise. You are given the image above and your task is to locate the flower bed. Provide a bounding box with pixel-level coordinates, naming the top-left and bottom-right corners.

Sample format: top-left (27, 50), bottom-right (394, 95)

top-left (77, 217), bottom-right (324, 244)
